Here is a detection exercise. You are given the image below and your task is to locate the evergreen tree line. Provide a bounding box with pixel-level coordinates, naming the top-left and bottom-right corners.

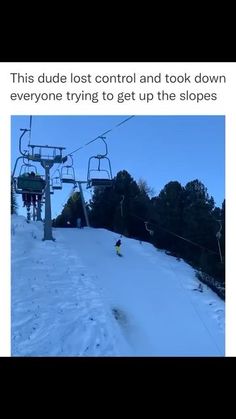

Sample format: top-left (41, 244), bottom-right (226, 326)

top-left (53, 170), bottom-right (225, 287)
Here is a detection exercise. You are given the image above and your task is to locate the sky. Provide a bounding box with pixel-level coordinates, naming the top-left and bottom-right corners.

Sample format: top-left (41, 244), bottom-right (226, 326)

top-left (11, 214), bottom-right (225, 356)
top-left (11, 115), bottom-right (225, 219)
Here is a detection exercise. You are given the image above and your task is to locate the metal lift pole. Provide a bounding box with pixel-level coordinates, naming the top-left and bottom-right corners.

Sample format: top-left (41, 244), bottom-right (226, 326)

top-left (41, 160), bottom-right (54, 240)
top-left (216, 219), bottom-right (223, 263)
top-left (36, 199), bottom-right (42, 221)
top-left (33, 205), bottom-right (36, 221)
top-left (17, 137), bottom-right (66, 240)
top-left (78, 181), bottom-right (90, 227)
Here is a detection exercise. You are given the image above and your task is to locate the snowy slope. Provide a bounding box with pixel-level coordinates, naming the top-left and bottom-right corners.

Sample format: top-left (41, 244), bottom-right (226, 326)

top-left (11, 215), bottom-right (225, 356)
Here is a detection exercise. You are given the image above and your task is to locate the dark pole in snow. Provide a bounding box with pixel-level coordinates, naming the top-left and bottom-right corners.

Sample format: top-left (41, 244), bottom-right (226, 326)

top-left (41, 160), bottom-right (54, 241)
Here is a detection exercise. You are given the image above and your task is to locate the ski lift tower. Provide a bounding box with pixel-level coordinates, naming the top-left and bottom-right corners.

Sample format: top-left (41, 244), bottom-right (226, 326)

top-left (28, 144), bottom-right (67, 240)
top-left (73, 180), bottom-right (90, 227)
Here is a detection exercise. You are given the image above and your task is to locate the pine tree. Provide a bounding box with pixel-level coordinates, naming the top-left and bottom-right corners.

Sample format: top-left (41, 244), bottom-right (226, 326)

top-left (54, 191), bottom-right (87, 227)
top-left (148, 181), bottom-right (184, 253)
top-left (111, 170), bottom-right (150, 238)
top-left (182, 179), bottom-right (217, 268)
top-left (137, 178), bottom-right (154, 197)
top-left (220, 200), bottom-right (225, 260)
top-left (89, 186), bottom-right (116, 230)
top-left (89, 170), bottom-right (151, 240)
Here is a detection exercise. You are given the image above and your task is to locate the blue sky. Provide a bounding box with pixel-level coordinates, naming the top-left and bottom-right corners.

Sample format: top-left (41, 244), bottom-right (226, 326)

top-left (11, 115), bottom-right (225, 218)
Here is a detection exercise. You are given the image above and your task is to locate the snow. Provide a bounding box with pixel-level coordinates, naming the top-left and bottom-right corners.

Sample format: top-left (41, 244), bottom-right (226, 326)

top-left (11, 215), bottom-right (225, 356)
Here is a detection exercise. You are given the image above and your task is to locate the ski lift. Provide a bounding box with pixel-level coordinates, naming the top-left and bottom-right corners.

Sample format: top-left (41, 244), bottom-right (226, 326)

top-left (12, 156), bottom-right (46, 218)
top-left (61, 155), bottom-right (76, 184)
top-left (216, 219), bottom-right (223, 263)
top-left (14, 159), bottom-right (46, 195)
top-left (87, 137), bottom-right (113, 188)
top-left (18, 118), bottom-right (32, 156)
top-left (49, 179), bottom-right (53, 194)
top-left (28, 145), bottom-right (42, 161)
top-left (16, 173), bottom-right (46, 195)
top-left (53, 147), bottom-right (66, 163)
top-left (52, 170), bottom-right (62, 190)
top-left (19, 159), bottom-right (37, 177)
top-left (28, 145), bottom-right (66, 163)
top-left (144, 221), bottom-right (154, 236)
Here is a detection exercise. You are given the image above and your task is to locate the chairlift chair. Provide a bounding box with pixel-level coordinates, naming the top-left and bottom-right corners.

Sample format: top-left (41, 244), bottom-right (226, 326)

top-left (86, 137), bottom-right (113, 189)
top-left (144, 221), bottom-right (154, 236)
top-left (16, 176), bottom-right (46, 194)
top-left (60, 155), bottom-right (76, 184)
top-left (60, 166), bottom-right (76, 184)
top-left (16, 165), bottom-right (46, 195)
top-left (87, 166), bottom-right (113, 188)
top-left (19, 161), bottom-right (37, 176)
top-left (52, 170), bottom-right (62, 190)
top-left (12, 156), bottom-right (45, 196)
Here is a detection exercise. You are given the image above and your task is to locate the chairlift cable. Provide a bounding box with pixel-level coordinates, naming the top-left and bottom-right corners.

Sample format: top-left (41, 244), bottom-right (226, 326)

top-left (66, 115), bottom-right (135, 157)
top-left (51, 116), bottom-right (135, 179)
top-left (28, 116), bottom-right (32, 144)
top-left (115, 115), bottom-right (135, 127)
top-left (129, 212), bottom-right (218, 256)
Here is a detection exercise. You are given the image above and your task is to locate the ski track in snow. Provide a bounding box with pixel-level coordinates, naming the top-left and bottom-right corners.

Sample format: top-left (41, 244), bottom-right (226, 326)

top-left (11, 216), bottom-right (225, 356)
top-left (12, 218), bottom-right (124, 356)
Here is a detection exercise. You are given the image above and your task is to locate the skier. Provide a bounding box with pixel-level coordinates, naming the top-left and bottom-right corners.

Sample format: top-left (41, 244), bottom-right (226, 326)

top-left (115, 239), bottom-right (122, 256)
